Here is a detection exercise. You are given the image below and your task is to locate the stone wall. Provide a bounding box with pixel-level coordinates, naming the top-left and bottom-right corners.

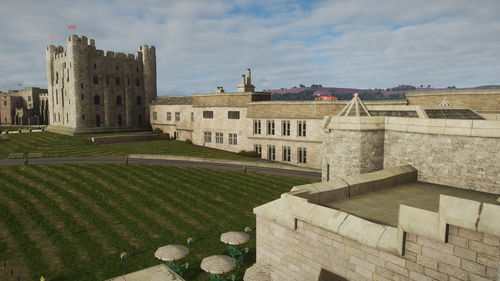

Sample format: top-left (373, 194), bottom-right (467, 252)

top-left (193, 92), bottom-right (270, 107)
top-left (384, 130), bottom-right (500, 194)
top-left (255, 217), bottom-right (499, 281)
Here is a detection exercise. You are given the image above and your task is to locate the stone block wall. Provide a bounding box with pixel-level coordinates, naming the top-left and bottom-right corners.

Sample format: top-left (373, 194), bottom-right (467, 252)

top-left (255, 216), bottom-right (499, 281)
top-left (384, 131), bottom-right (500, 194)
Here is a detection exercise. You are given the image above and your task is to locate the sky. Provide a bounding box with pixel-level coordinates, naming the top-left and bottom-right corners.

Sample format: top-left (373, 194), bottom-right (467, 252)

top-left (0, 0), bottom-right (499, 96)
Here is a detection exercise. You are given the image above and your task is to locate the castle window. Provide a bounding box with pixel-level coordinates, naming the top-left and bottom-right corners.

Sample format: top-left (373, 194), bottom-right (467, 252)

top-left (267, 145), bottom-right (276, 160)
top-left (28, 96), bottom-right (31, 101)
top-left (191, 112), bottom-right (194, 121)
top-left (94, 95), bottom-right (100, 105)
top-left (138, 114), bottom-right (142, 125)
top-left (93, 63), bottom-right (96, 69)
top-left (175, 112), bottom-right (180, 121)
top-left (253, 120), bottom-right (261, 135)
top-left (80, 83), bottom-right (84, 89)
top-left (298, 120), bottom-right (307, 137)
top-left (136, 96), bottom-right (142, 105)
top-left (96, 115), bottom-right (101, 127)
top-left (66, 113), bottom-right (69, 122)
top-left (228, 111), bottom-right (240, 119)
top-left (166, 112), bottom-right (171, 121)
top-left (203, 111), bottom-right (213, 119)
top-left (204, 132), bottom-right (212, 143)
top-left (127, 78), bottom-right (130, 86)
top-left (229, 133), bottom-right (238, 145)
top-left (55, 72), bottom-right (59, 83)
top-left (298, 147), bottom-right (307, 164)
top-left (106, 76), bottom-right (109, 85)
top-left (116, 77), bottom-right (120, 86)
top-left (116, 96), bottom-right (122, 105)
top-left (254, 144), bottom-right (262, 158)
top-left (81, 94), bottom-right (84, 100)
top-left (3, 101), bottom-right (6, 106)
top-left (153, 112), bottom-right (157, 121)
top-left (116, 65), bottom-right (119, 71)
top-left (93, 76), bottom-right (98, 84)
top-left (282, 146), bottom-right (291, 162)
top-left (63, 63), bottom-right (66, 68)
top-left (82, 114), bottom-right (85, 120)
top-left (136, 78), bottom-right (140, 87)
top-left (118, 115), bottom-right (122, 126)
top-left (53, 113), bottom-right (56, 122)
top-left (136, 67), bottom-right (139, 73)
top-left (215, 132), bottom-right (224, 144)
top-left (58, 113), bottom-right (60, 122)
top-left (282, 120), bottom-right (290, 136)
top-left (266, 120), bottom-right (275, 135)
top-left (56, 90), bottom-right (58, 104)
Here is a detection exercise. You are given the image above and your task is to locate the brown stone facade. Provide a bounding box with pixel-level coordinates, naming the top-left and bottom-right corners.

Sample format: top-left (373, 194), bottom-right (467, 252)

top-left (255, 217), bottom-right (499, 281)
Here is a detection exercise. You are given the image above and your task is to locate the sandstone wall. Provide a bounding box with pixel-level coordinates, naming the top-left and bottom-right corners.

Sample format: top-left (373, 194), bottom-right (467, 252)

top-left (384, 131), bottom-right (500, 194)
top-left (193, 92), bottom-right (270, 107)
top-left (256, 217), bottom-right (500, 281)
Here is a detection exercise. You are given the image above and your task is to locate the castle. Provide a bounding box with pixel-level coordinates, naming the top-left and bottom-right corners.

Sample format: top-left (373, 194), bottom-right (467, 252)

top-left (0, 87), bottom-right (49, 126)
top-left (45, 35), bottom-right (157, 135)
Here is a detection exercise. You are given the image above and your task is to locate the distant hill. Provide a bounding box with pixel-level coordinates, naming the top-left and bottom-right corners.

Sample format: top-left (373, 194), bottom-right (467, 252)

top-left (264, 85), bottom-right (500, 101)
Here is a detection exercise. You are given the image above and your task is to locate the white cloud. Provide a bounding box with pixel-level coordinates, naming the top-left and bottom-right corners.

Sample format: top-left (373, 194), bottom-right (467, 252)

top-left (0, 0), bottom-right (499, 95)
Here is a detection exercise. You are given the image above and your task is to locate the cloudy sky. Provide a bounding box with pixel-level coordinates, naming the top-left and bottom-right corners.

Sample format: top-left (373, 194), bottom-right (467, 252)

top-left (1, 0), bottom-right (499, 96)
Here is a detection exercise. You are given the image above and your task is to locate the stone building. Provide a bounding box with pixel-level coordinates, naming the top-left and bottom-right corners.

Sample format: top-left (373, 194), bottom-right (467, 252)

top-left (45, 35), bottom-right (156, 135)
top-left (150, 71), bottom-right (500, 170)
top-left (244, 96), bottom-right (500, 281)
top-left (0, 87), bottom-right (49, 126)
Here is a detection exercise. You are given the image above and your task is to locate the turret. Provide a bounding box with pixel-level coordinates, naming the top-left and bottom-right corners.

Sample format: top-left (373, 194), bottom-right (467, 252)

top-left (139, 45), bottom-right (157, 124)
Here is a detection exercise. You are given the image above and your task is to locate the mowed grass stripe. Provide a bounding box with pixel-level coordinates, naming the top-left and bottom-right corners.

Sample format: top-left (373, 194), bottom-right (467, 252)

top-left (75, 164), bottom-right (179, 241)
top-left (127, 165), bottom-right (241, 228)
top-left (0, 174), bottom-right (64, 275)
top-left (103, 164), bottom-right (211, 233)
top-left (39, 165), bottom-right (136, 251)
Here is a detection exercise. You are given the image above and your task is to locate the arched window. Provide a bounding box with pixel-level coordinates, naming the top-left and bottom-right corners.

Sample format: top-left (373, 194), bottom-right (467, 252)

top-left (136, 96), bottom-right (141, 105)
top-left (55, 72), bottom-right (59, 83)
top-left (96, 115), bottom-right (101, 127)
top-left (116, 96), bottom-right (122, 105)
top-left (117, 115), bottom-right (122, 126)
top-left (138, 114), bottom-right (142, 125)
top-left (94, 95), bottom-right (100, 105)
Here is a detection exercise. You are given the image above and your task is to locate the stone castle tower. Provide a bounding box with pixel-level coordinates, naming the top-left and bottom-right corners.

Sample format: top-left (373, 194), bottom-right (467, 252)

top-left (45, 35), bottom-right (156, 135)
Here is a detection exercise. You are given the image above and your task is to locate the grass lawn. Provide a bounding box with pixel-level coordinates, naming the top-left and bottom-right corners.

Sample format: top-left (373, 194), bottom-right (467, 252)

top-left (0, 164), bottom-right (312, 281)
top-left (0, 132), bottom-right (254, 161)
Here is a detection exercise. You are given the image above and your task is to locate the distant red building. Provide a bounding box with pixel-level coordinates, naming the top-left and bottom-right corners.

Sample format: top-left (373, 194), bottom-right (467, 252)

top-left (314, 93), bottom-right (339, 101)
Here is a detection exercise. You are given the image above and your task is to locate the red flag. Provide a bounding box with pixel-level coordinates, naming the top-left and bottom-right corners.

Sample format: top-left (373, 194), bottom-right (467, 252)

top-left (67, 25), bottom-right (77, 29)
top-left (17, 83), bottom-right (23, 86)
top-left (49, 36), bottom-right (57, 40)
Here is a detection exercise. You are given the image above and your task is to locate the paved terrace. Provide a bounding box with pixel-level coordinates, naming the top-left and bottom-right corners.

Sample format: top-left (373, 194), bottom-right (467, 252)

top-left (326, 181), bottom-right (499, 227)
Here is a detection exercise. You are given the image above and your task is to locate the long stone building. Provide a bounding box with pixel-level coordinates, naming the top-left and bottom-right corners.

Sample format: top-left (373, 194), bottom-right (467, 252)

top-left (45, 35), bottom-right (157, 135)
top-left (0, 87), bottom-right (49, 126)
top-left (150, 70), bottom-right (500, 170)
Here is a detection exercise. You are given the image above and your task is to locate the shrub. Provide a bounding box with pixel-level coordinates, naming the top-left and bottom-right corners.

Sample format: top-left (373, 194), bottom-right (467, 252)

top-left (237, 150), bottom-right (258, 158)
top-left (184, 139), bottom-right (192, 144)
top-left (153, 128), bottom-right (163, 135)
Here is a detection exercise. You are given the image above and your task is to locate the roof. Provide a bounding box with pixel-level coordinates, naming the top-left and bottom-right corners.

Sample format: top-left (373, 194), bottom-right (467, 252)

top-left (152, 96), bottom-right (193, 105)
top-left (337, 93), bottom-right (371, 116)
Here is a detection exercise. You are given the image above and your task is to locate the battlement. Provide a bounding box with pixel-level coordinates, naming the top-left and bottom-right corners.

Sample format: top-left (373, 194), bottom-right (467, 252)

top-left (138, 45), bottom-right (155, 53)
top-left (68, 34), bottom-right (96, 49)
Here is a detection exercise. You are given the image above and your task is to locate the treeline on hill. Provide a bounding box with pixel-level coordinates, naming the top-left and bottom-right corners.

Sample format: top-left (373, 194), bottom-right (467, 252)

top-left (271, 90), bottom-right (405, 101)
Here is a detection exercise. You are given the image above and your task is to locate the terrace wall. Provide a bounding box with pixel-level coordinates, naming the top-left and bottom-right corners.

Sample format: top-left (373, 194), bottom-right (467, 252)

top-left (254, 217), bottom-right (500, 281)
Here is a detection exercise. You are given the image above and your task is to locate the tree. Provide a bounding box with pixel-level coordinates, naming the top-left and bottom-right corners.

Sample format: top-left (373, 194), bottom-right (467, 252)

top-left (299, 84), bottom-right (305, 88)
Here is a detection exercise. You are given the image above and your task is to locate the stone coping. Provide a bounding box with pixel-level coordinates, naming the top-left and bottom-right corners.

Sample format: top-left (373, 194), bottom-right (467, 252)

top-left (323, 116), bottom-right (500, 138)
top-left (128, 154), bottom-right (320, 173)
top-left (193, 91), bottom-right (267, 97)
top-left (247, 100), bottom-right (408, 105)
top-left (406, 89), bottom-right (500, 96)
top-left (105, 263), bottom-right (184, 281)
top-left (253, 166), bottom-right (500, 256)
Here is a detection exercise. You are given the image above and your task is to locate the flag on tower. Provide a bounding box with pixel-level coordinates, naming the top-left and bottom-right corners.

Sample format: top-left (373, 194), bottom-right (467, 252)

top-left (17, 83), bottom-right (23, 86)
top-left (49, 36), bottom-right (57, 40)
top-left (67, 25), bottom-right (77, 29)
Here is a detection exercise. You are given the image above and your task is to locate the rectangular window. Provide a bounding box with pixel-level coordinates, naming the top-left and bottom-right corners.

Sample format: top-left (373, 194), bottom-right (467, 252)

top-left (175, 112), bottom-right (180, 121)
top-left (216, 132), bottom-right (224, 144)
top-left (203, 111), bottom-right (214, 119)
top-left (66, 113), bottom-right (69, 122)
top-left (228, 111), bottom-right (240, 119)
top-left (282, 146), bottom-right (291, 162)
top-left (166, 112), bottom-right (172, 121)
top-left (28, 96), bottom-right (32, 101)
top-left (106, 76), bottom-right (109, 85)
top-left (266, 120), bottom-right (275, 135)
top-left (116, 77), bottom-right (120, 85)
top-left (80, 83), bottom-right (84, 89)
top-left (191, 112), bottom-right (194, 121)
top-left (282, 120), bottom-right (290, 136)
top-left (204, 131), bottom-right (212, 143)
top-left (153, 112), bottom-right (157, 121)
top-left (254, 144), bottom-right (262, 158)
top-left (253, 120), bottom-right (261, 135)
top-left (298, 147), bottom-right (307, 164)
top-left (298, 120), bottom-right (307, 137)
top-left (93, 76), bottom-right (98, 84)
top-left (136, 78), bottom-right (140, 86)
top-left (229, 133), bottom-right (238, 145)
top-left (267, 145), bottom-right (276, 160)
top-left (82, 114), bottom-right (86, 120)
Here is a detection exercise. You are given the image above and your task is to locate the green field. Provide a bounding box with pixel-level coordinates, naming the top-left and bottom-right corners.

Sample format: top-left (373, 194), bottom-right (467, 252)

top-left (0, 132), bottom-right (254, 160)
top-left (0, 164), bottom-right (311, 281)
